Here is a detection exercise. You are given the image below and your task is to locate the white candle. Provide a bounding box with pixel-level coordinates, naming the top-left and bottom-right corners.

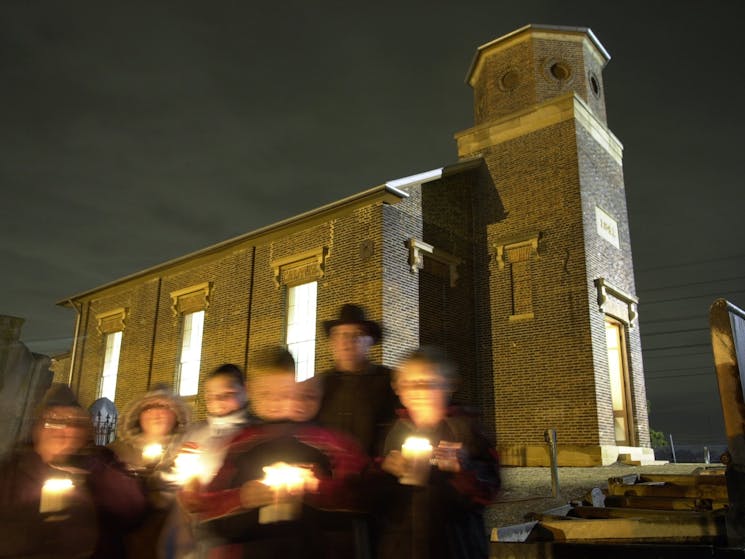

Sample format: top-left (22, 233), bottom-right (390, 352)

top-left (40, 478), bottom-right (74, 513)
top-left (261, 462), bottom-right (309, 493)
top-left (258, 462), bottom-right (311, 524)
top-left (400, 436), bottom-right (433, 486)
top-left (401, 436), bottom-right (433, 460)
top-left (142, 443), bottom-right (164, 463)
top-left (173, 451), bottom-right (203, 485)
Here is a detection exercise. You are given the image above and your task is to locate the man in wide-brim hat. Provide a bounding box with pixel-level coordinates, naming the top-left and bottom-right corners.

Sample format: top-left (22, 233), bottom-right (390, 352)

top-left (316, 303), bottom-right (399, 457)
top-left (315, 304), bottom-right (401, 557)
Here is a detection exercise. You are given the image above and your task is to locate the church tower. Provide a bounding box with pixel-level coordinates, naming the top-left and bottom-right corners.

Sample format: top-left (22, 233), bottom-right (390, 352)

top-left (456, 25), bottom-right (651, 465)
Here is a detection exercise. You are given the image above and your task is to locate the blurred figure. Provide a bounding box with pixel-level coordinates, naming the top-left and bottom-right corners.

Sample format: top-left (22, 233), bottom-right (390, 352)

top-left (109, 384), bottom-right (190, 559)
top-left (183, 363), bottom-right (252, 484)
top-left (174, 364), bottom-right (253, 558)
top-left (184, 347), bottom-right (368, 559)
top-left (379, 347), bottom-right (500, 559)
top-left (316, 303), bottom-right (399, 457)
top-left (0, 383), bottom-right (146, 559)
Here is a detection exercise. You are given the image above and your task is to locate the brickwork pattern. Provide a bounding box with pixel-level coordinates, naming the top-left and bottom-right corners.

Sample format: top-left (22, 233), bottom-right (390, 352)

top-left (61, 26), bottom-right (650, 461)
top-left (576, 124), bottom-right (650, 446)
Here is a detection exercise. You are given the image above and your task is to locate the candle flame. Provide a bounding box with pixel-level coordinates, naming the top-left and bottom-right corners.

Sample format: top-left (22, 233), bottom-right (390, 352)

top-left (43, 478), bottom-right (74, 492)
top-left (173, 451), bottom-right (203, 484)
top-left (402, 436), bottom-right (432, 453)
top-left (261, 462), bottom-right (313, 491)
top-left (142, 443), bottom-right (164, 461)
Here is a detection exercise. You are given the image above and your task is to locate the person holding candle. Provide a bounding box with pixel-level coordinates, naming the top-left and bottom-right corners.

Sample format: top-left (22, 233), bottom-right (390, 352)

top-left (184, 347), bottom-right (369, 559)
top-left (170, 363), bottom-right (254, 558)
top-left (0, 383), bottom-right (146, 559)
top-left (182, 363), bottom-right (253, 485)
top-left (109, 384), bottom-right (190, 559)
top-left (379, 346), bottom-right (501, 559)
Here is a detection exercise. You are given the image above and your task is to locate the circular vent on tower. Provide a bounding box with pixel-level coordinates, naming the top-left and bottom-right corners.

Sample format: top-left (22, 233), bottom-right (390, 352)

top-left (549, 61), bottom-right (571, 81)
top-left (589, 71), bottom-right (601, 98)
top-left (498, 69), bottom-right (520, 91)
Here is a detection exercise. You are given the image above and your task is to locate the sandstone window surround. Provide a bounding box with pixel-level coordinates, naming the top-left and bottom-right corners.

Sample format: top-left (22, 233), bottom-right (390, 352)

top-left (271, 247), bottom-right (328, 289)
top-left (95, 307), bottom-right (127, 335)
top-left (594, 277), bottom-right (638, 328)
top-left (170, 282), bottom-right (212, 316)
top-left (93, 308), bottom-right (126, 402)
top-left (406, 238), bottom-right (462, 288)
top-left (494, 232), bottom-right (541, 320)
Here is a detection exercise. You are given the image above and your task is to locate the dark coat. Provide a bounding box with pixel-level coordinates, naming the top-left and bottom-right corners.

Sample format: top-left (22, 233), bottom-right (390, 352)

top-left (377, 410), bottom-right (501, 559)
top-left (107, 387), bottom-right (191, 559)
top-left (0, 445), bottom-right (146, 559)
top-left (316, 363), bottom-right (400, 457)
top-left (194, 421), bottom-right (369, 559)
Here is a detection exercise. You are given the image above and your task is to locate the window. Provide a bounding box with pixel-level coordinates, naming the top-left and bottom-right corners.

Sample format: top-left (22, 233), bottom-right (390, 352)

top-left (99, 331), bottom-right (122, 401)
top-left (286, 281), bottom-right (317, 381)
top-left (178, 310), bottom-right (205, 396)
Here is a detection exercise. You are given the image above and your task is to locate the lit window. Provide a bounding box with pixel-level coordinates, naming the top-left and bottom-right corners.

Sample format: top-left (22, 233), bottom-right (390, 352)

top-left (99, 331), bottom-right (122, 401)
top-left (286, 282), bottom-right (317, 381)
top-left (178, 310), bottom-right (205, 396)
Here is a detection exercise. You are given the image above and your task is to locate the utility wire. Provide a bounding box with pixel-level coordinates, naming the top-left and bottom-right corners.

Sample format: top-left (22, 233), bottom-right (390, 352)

top-left (638, 275), bottom-right (745, 293)
top-left (643, 343), bottom-right (711, 352)
top-left (636, 253), bottom-right (745, 273)
top-left (642, 327), bottom-right (709, 336)
top-left (645, 365), bottom-right (711, 374)
top-left (641, 315), bottom-right (708, 324)
top-left (641, 289), bottom-right (745, 305)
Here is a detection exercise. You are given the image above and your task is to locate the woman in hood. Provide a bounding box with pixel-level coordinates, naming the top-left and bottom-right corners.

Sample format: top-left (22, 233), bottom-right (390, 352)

top-left (109, 384), bottom-right (191, 559)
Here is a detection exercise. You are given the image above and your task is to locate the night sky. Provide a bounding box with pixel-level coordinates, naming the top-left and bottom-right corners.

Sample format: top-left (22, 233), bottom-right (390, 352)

top-left (2, 1), bottom-right (743, 446)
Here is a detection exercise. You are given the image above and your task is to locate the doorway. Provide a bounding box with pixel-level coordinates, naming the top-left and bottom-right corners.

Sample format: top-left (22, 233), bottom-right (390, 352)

top-left (606, 319), bottom-right (633, 445)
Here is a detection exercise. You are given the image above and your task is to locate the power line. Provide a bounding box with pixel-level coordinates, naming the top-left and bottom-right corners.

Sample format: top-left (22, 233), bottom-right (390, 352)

top-left (645, 365), bottom-right (711, 374)
top-left (641, 289), bottom-right (745, 305)
top-left (643, 352), bottom-right (711, 359)
top-left (638, 275), bottom-right (745, 293)
top-left (641, 315), bottom-right (707, 324)
top-left (643, 343), bottom-right (711, 352)
top-left (646, 373), bottom-right (713, 381)
top-left (636, 253), bottom-right (745, 273)
top-left (642, 327), bottom-right (709, 336)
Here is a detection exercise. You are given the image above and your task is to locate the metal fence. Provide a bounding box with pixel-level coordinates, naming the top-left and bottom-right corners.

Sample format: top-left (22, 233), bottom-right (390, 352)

top-left (91, 410), bottom-right (117, 446)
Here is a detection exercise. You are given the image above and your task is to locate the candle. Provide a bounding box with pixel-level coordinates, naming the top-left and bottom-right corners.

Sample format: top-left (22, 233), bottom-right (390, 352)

top-left (258, 462), bottom-right (311, 524)
top-left (40, 478), bottom-right (74, 513)
top-left (400, 436), bottom-right (433, 486)
top-left (142, 443), bottom-right (164, 463)
top-left (172, 450), bottom-right (203, 485)
top-left (261, 462), bottom-right (310, 493)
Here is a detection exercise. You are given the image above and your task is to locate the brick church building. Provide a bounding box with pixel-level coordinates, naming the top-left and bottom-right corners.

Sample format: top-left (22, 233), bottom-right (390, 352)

top-left (59, 25), bottom-right (651, 466)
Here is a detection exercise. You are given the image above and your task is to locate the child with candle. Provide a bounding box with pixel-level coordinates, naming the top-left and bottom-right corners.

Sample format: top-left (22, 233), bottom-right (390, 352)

top-left (379, 346), bottom-right (500, 559)
top-left (183, 346), bottom-right (369, 559)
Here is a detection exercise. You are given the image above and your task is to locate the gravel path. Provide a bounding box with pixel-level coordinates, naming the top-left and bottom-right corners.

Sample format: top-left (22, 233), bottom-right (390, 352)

top-left (485, 462), bottom-right (715, 529)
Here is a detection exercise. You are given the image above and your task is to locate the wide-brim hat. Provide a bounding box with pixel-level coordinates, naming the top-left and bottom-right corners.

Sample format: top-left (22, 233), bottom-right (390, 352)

top-left (322, 304), bottom-right (383, 344)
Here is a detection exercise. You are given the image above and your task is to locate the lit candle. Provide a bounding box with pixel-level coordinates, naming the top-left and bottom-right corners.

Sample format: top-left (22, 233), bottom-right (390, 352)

top-left (40, 478), bottom-right (74, 513)
top-left (400, 436), bottom-right (433, 486)
top-left (173, 450), bottom-right (203, 485)
top-left (142, 443), bottom-right (164, 463)
top-left (261, 462), bottom-right (310, 494)
top-left (258, 462), bottom-right (312, 524)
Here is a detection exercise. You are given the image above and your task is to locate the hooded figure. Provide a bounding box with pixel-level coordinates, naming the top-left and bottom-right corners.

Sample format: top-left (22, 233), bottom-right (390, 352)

top-left (109, 384), bottom-right (190, 470)
top-left (108, 384), bottom-right (191, 559)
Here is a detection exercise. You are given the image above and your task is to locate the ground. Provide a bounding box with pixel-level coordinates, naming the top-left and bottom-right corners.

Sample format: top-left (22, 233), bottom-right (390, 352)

top-left (485, 462), bottom-right (712, 529)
